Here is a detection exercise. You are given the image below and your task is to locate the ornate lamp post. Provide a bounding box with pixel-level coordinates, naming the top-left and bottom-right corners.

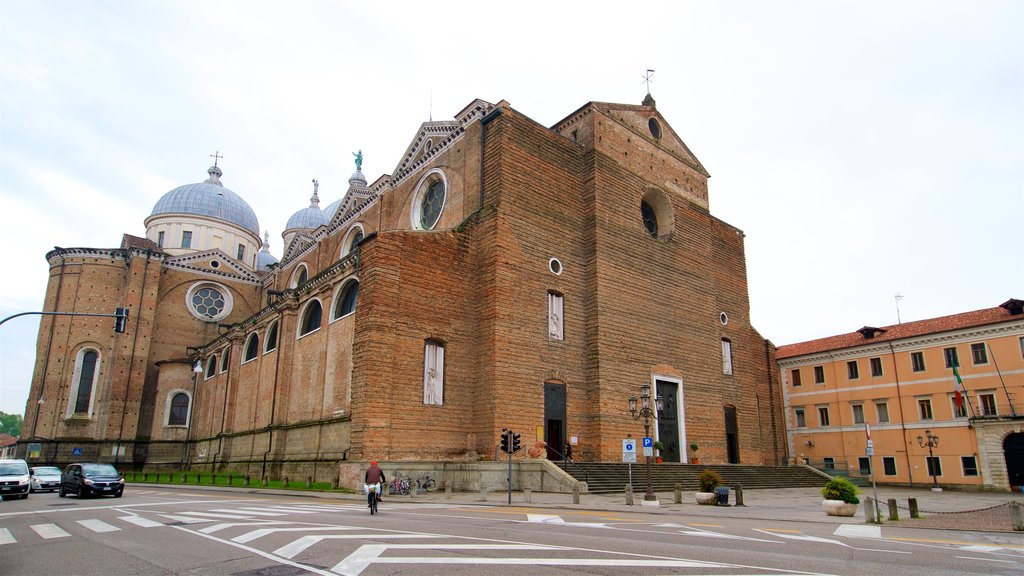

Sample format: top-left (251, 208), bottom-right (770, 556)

top-left (917, 429), bottom-right (940, 490)
top-left (183, 359), bottom-right (204, 467)
top-left (628, 382), bottom-right (664, 502)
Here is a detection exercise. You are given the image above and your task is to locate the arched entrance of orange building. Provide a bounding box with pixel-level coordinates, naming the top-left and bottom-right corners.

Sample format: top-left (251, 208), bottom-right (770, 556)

top-left (1005, 433), bottom-right (1024, 489)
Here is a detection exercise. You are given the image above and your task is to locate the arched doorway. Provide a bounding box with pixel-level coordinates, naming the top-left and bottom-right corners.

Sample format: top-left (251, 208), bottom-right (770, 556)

top-left (1004, 433), bottom-right (1024, 488)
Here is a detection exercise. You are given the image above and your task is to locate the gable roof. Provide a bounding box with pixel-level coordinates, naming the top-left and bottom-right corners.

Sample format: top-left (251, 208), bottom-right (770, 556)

top-left (776, 299), bottom-right (1023, 359)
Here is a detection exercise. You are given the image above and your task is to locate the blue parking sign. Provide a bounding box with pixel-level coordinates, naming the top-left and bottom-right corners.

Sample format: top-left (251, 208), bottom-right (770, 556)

top-left (642, 437), bottom-right (653, 448)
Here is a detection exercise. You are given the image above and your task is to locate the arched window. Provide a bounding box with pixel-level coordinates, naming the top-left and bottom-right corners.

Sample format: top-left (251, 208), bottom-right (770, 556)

top-left (423, 339), bottom-right (445, 406)
top-left (69, 349), bottom-right (100, 416)
top-left (640, 187), bottom-right (674, 240)
top-left (722, 338), bottom-right (733, 375)
top-left (168, 392), bottom-right (190, 426)
top-left (349, 229), bottom-right (364, 252)
top-left (243, 333), bottom-right (259, 362)
top-left (299, 300), bottom-right (322, 336)
top-left (264, 321), bottom-right (279, 353)
top-left (342, 225), bottom-right (365, 257)
top-left (205, 355), bottom-right (217, 379)
top-left (220, 348), bottom-right (231, 372)
top-left (292, 264), bottom-right (309, 287)
top-left (333, 280), bottom-right (359, 319)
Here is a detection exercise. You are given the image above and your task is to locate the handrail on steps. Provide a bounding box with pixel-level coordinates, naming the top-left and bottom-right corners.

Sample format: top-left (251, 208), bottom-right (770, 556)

top-left (547, 445), bottom-right (588, 485)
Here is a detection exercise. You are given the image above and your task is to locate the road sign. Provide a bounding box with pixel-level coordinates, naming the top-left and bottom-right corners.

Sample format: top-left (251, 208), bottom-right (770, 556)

top-left (865, 439), bottom-right (874, 456)
top-left (642, 437), bottom-right (653, 448)
top-left (622, 439), bottom-right (636, 463)
top-left (72, 447), bottom-right (83, 456)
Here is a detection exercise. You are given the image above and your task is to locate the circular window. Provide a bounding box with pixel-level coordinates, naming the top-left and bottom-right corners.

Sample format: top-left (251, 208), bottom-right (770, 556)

top-left (210, 260), bottom-right (220, 269)
top-left (186, 282), bottom-right (233, 322)
top-left (720, 312), bottom-right (729, 326)
top-left (549, 258), bottom-right (562, 275)
top-left (648, 118), bottom-right (662, 139)
top-left (421, 181), bottom-right (445, 229)
top-left (641, 200), bottom-right (658, 238)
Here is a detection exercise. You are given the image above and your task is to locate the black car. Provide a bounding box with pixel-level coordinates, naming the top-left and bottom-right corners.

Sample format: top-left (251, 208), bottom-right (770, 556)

top-left (59, 463), bottom-right (124, 498)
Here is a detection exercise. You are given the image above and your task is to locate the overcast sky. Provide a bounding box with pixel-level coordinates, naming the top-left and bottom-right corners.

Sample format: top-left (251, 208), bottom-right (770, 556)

top-left (1, 1), bottom-right (1021, 416)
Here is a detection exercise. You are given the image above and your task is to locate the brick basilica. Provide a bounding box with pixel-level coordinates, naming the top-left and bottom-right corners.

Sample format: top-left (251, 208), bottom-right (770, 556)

top-left (21, 94), bottom-right (786, 485)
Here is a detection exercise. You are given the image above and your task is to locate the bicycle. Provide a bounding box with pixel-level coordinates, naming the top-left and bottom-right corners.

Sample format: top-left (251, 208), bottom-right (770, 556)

top-left (366, 483), bottom-right (379, 515)
top-left (388, 474), bottom-right (411, 496)
top-left (416, 474), bottom-right (436, 492)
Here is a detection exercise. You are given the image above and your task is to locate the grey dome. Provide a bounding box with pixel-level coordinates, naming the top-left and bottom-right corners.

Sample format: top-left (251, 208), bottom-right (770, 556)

top-left (323, 198), bottom-right (342, 220)
top-left (285, 183), bottom-right (327, 230)
top-left (150, 166), bottom-right (260, 236)
top-left (257, 231), bottom-right (279, 271)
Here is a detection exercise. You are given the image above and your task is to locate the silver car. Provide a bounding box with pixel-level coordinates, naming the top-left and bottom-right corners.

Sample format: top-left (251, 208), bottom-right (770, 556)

top-left (29, 466), bottom-right (62, 493)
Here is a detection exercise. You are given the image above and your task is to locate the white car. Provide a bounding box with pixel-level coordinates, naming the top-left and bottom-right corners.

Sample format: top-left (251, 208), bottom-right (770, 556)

top-left (0, 459), bottom-right (30, 500)
top-left (29, 466), bottom-right (63, 493)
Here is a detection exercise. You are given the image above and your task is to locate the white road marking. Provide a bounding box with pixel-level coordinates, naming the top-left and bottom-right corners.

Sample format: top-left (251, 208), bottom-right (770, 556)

top-left (955, 556), bottom-right (1020, 563)
top-left (959, 545), bottom-right (1002, 552)
top-left (77, 519), bottom-right (120, 533)
top-left (0, 528), bottom-right (15, 545)
top-left (31, 524), bottom-right (71, 539)
top-left (211, 508), bottom-right (286, 516)
top-left (171, 525), bottom-right (337, 576)
top-left (159, 514), bottom-right (213, 524)
top-left (236, 506), bottom-right (319, 514)
top-left (332, 544), bottom-right (738, 576)
top-left (232, 526), bottom-right (357, 544)
top-left (753, 529), bottom-right (850, 547)
top-left (119, 515), bottom-right (164, 528)
top-left (677, 526), bottom-right (782, 543)
top-left (176, 511), bottom-right (258, 519)
top-left (525, 513), bottom-right (608, 529)
top-left (833, 525), bottom-right (881, 538)
top-left (199, 520), bottom-right (289, 534)
top-left (274, 533), bottom-right (444, 558)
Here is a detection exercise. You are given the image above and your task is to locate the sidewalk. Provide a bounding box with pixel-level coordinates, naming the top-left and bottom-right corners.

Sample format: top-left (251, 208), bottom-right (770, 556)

top-left (136, 481), bottom-right (1024, 535)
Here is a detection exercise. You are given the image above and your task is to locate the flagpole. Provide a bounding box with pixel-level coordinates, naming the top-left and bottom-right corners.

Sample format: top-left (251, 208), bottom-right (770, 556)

top-left (953, 363), bottom-right (977, 419)
top-left (989, 343), bottom-right (1018, 417)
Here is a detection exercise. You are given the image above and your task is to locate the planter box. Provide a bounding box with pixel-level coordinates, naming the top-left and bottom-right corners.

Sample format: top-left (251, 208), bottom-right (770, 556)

top-left (695, 492), bottom-right (718, 505)
top-left (822, 499), bottom-right (858, 517)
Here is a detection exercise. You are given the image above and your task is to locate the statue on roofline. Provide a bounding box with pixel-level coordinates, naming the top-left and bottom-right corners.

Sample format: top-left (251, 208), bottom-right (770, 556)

top-left (353, 149), bottom-right (363, 171)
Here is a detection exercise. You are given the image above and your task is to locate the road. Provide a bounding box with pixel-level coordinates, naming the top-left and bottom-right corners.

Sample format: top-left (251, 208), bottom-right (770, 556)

top-left (0, 486), bottom-right (1021, 575)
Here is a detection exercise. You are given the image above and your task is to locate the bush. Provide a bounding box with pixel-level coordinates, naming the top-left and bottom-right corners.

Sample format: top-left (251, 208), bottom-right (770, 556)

top-left (821, 477), bottom-right (860, 504)
top-left (697, 468), bottom-right (723, 493)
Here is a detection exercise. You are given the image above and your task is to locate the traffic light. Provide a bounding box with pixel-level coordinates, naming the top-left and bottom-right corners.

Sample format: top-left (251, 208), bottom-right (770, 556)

top-left (114, 307), bottom-right (129, 333)
top-left (511, 432), bottom-right (521, 453)
top-left (499, 429), bottom-right (510, 453)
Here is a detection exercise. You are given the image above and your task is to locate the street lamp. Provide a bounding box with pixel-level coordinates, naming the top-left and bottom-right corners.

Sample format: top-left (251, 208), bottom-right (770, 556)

top-left (183, 359), bottom-right (204, 467)
top-left (917, 429), bottom-right (940, 490)
top-left (628, 381), bottom-right (664, 502)
top-left (31, 396), bottom-right (44, 438)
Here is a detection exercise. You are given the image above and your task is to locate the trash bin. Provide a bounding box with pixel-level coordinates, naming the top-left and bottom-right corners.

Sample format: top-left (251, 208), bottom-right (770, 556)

top-left (714, 486), bottom-right (730, 506)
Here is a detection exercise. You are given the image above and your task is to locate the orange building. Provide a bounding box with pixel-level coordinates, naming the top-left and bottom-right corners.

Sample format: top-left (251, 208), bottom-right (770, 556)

top-left (776, 299), bottom-right (1024, 491)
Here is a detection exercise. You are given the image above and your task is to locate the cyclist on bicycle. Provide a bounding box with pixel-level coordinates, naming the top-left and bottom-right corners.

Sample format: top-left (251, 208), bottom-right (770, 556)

top-left (365, 460), bottom-right (386, 505)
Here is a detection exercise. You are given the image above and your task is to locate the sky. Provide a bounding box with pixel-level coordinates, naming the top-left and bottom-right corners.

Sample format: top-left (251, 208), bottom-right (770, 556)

top-left (1, 0), bottom-right (1021, 416)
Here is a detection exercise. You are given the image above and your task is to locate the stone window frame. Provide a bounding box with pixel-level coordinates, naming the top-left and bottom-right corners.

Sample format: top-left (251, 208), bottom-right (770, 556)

top-left (181, 230), bottom-right (193, 249)
top-left (949, 394), bottom-right (968, 419)
top-left (875, 400), bottom-right (890, 423)
top-left (847, 360), bottom-right (859, 380)
top-left (66, 346), bottom-right (101, 418)
top-left (943, 346), bottom-right (960, 369)
top-left (640, 186), bottom-right (674, 241)
top-left (219, 347), bottom-right (231, 373)
top-left (264, 321), bottom-right (279, 354)
top-left (813, 365), bottom-right (825, 384)
top-left (298, 298), bottom-right (323, 338)
top-left (341, 224), bottom-right (365, 258)
top-left (790, 368), bottom-right (802, 387)
top-left (292, 264), bottom-right (309, 288)
top-left (926, 456), bottom-right (943, 477)
top-left (917, 396), bottom-right (934, 421)
top-left (185, 281), bottom-right (233, 323)
top-left (204, 355), bottom-right (217, 380)
top-left (978, 391), bottom-right (998, 416)
top-left (164, 389), bottom-right (192, 428)
top-left (331, 277), bottom-right (360, 322)
top-left (721, 338), bottom-right (733, 375)
top-left (817, 405), bottom-right (830, 427)
top-left (882, 456), bottom-right (897, 476)
top-left (961, 455), bottom-right (979, 477)
top-left (242, 333), bottom-right (259, 363)
top-left (851, 403), bottom-right (865, 424)
top-left (910, 351), bottom-right (926, 372)
top-left (870, 357), bottom-right (883, 377)
top-left (423, 339), bottom-right (446, 406)
top-left (794, 407), bottom-right (806, 428)
top-left (411, 168), bottom-right (448, 231)
top-left (548, 291), bottom-right (564, 341)
top-left (970, 342), bottom-right (988, 365)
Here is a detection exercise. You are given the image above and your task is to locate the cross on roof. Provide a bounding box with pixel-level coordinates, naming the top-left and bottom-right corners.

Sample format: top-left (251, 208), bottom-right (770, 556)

top-left (210, 151), bottom-right (223, 167)
top-left (643, 69), bottom-right (655, 94)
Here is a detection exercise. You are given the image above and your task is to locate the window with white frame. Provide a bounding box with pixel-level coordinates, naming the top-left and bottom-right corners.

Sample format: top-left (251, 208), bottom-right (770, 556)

top-left (818, 406), bottom-right (830, 427)
top-left (68, 348), bottom-right (101, 416)
top-left (961, 456), bottom-right (978, 476)
top-left (243, 333), bottom-right (259, 362)
top-left (979, 392), bottom-right (997, 416)
top-left (791, 368), bottom-right (802, 387)
top-left (870, 357), bottom-right (883, 377)
top-left (883, 457), bottom-right (897, 476)
top-left (918, 397), bottom-right (933, 420)
top-left (943, 346), bottom-right (959, 368)
top-left (166, 391), bottom-right (191, 426)
top-left (875, 401), bottom-right (890, 423)
top-left (911, 351), bottom-right (926, 372)
top-left (299, 299), bottom-right (322, 336)
top-left (847, 360), bottom-right (859, 380)
top-left (858, 457), bottom-right (871, 475)
top-left (205, 356), bottom-right (217, 379)
top-left (548, 291), bottom-right (564, 340)
top-left (851, 404), bottom-right (865, 424)
top-left (970, 343), bottom-right (988, 365)
top-left (423, 339), bottom-right (445, 406)
top-left (220, 348), bottom-right (230, 372)
top-left (721, 339), bottom-right (733, 375)
top-left (264, 321), bottom-right (278, 353)
top-left (814, 366), bottom-right (825, 384)
top-left (950, 394), bottom-right (967, 418)
top-left (794, 408), bottom-right (806, 428)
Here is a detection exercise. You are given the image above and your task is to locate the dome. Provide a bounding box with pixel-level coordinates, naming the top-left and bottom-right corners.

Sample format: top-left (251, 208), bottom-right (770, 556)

top-left (256, 231), bottom-right (279, 271)
top-left (150, 165), bottom-right (260, 236)
top-left (323, 198), bottom-right (342, 220)
top-left (285, 181), bottom-right (327, 231)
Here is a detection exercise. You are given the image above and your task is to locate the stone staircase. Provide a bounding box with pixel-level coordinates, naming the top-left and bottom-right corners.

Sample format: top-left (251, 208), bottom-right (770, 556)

top-left (556, 461), bottom-right (828, 494)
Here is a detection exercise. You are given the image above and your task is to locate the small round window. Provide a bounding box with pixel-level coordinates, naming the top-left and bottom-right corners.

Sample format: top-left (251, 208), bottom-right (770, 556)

top-left (648, 118), bottom-right (662, 139)
top-left (186, 282), bottom-right (233, 322)
top-left (720, 312), bottom-right (729, 326)
top-left (210, 260), bottom-right (220, 269)
top-left (549, 258), bottom-right (562, 275)
top-left (641, 200), bottom-right (658, 238)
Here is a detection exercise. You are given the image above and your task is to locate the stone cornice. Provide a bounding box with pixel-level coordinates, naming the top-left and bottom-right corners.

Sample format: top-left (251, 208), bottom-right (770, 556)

top-left (163, 249), bottom-right (261, 284)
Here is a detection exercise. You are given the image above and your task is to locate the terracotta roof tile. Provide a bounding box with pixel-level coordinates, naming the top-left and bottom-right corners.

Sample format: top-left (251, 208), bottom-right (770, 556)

top-left (121, 234), bottom-right (161, 251)
top-left (777, 300), bottom-right (1022, 359)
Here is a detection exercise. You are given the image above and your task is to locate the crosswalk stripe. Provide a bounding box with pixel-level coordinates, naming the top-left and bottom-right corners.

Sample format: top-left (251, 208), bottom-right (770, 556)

top-left (31, 524), bottom-right (71, 539)
top-left (212, 508), bottom-right (286, 516)
top-left (77, 519), bottom-right (120, 533)
top-left (199, 520), bottom-right (289, 534)
top-left (233, 526), bottom-right (355, 544)
top-left (0, 528), bottom-right (15, 545)
top-left (159, 514), bottom-right (212, 524)
top-left (235, 507), bottom-right (318, 515)
top-left (177, 511), bottom-right (257, 519)
top-left (119, 516), bottom-right (164, 528)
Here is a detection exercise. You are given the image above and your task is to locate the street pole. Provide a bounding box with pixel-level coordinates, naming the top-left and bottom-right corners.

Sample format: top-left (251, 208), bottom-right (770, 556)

top-left (629, 382), bottom-right (663, 504)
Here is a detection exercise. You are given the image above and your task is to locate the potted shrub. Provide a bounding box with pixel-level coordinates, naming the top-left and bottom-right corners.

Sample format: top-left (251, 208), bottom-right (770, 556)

top-left (653, 441), bottom-right (665, 464)
top-left (695, 468), bottom-right (722, 505)
top-left (821, 477), bottom-right (860, 516)
top-left (689, 442), bottom-right (699, 464)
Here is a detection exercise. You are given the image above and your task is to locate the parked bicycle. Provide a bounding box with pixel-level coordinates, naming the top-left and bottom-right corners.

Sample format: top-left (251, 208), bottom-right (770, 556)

top-left (416, 474), bottom-right (436, 492)
top-left (388, 473), bottom-right (411, 496)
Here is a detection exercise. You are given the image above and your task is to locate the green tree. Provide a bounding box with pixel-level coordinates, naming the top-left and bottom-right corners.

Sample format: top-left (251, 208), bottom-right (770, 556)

top-left (0, 412), bottom-right (24, 437)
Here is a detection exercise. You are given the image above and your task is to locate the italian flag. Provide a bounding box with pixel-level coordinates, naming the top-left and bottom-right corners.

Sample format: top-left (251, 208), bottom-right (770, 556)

top-left (953, 363), bottom-right (965, 409)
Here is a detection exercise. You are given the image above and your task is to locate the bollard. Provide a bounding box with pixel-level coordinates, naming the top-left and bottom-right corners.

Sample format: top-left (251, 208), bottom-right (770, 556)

top-left (1010, 502), bottom-right (1024, 531)
top-left (330, 478), bottom-right (338, 489)
top-left (887, 498), bottom-right (899, 521)
top-left (524, 488), bottom-right (532, 503)
top-left (908, 498), bottom-right (919, 519)
top-left (734, 484), bottom-right (745, 507)
top-left (674, 482), bottom-right (682, 504)
top-left (479, 487), bottom-right (488, 501)
top-left (444, 480), bottom-right (452, 499)
top-left (572, 483), bottom-right (580, 504)
top-left (863, 497), bottom-right (876, 523)
top-left (409, 481), bottom-right (416, 499)
top-left (181, 473), bottom-right (188, 483)
top-left (244, 475), bottom-right (251, 487)
top-left (261, 476), bottom-right (268, 487)
top-left (625, 484), bottom-right (634, 506)
top-left (306, 476), bottom-right (313, 488)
